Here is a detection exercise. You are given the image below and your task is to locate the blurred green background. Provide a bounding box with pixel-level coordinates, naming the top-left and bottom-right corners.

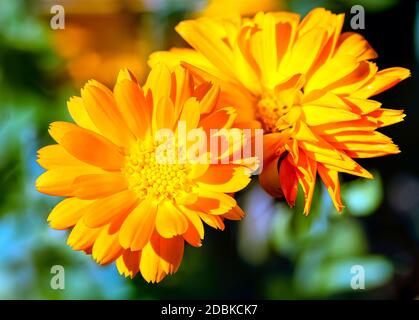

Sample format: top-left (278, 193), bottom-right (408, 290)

top-left (0, 0), bottom-right (417, 299)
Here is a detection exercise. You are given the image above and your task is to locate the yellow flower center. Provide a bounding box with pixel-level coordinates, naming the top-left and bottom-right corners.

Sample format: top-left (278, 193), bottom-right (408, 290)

top-left (123, 139), bottom-right (194, 201)
top-left (256, 95), bottom-right (291, 133)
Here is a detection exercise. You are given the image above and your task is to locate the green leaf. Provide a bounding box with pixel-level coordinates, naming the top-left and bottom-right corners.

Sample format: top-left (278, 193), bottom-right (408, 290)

top-left (342, 172), bottom-right (383, 217)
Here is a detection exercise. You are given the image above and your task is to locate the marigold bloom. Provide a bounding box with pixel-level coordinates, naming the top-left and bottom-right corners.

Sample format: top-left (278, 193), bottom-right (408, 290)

top-left (150, 8), bottom-right (411, 213)
top-left (36, 65), bottom-right (253, 283)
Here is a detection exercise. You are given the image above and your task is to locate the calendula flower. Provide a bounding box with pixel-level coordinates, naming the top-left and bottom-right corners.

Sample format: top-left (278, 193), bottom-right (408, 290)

top-left (49, 10), bottom-right (148, 86)
top-left (149, 8), bottom-right (410, 213)
top-left (36, 64), bottom-right (254, 283)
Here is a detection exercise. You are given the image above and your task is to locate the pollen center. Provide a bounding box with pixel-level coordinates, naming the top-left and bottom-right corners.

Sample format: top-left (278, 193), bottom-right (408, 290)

top-left (256, 95), bottom-right (291, 133)
top-left (123, 139), bottom-right (194, 201)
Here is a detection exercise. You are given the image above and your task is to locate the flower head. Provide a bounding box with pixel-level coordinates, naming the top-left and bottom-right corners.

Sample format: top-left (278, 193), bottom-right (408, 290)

top-left (36, 65), bottom-right (253, 282)
top-left (150, 8), bottom-right (410, 213)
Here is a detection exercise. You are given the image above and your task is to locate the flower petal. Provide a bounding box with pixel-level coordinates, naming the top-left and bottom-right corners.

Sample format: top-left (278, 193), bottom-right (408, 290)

top-left (71, 173), bottom-right (128, 199)
top-left (119, 198), bottom-right (158, 251)
top-left (49, 122), bottom-right (125, 171)
top-left (155, 200), bottom-right (189, 238)
top-left (48, 197), bottom-right (94, 230)
top-left (83, 190), bottom-right (138, 228)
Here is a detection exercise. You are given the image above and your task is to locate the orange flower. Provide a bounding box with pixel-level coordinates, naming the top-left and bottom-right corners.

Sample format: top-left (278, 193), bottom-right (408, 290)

top-left (50, 12), bottom-right (148, 86)
top-left (149, 8), bottom-right (410, 213)
top-left (36, 65), bottom-right (253, 283)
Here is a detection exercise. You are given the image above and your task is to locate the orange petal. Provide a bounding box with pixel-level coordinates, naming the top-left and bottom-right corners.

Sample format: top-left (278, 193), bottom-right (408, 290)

top-left (175, 18), bottom-right (237, 81)
top-left (198, 212), bottom-right (225, 230)
top-left (182, 223), bottom-right (202, 247)
top-left (153, 96), bottom-right (175, 133)
top-left (279, 156), bottom-right (298, 207)
top-left (199, 107), bottom-right (237, 131)
top-left (67, 96), bottom-right (99, 133)
top-left (67, 220), bottom-right (101, 252)
top-left (81, 81), bottom-right (135, 147)
top-left (144, 63), bottom-right (172, 108)
top-left (352, 67), bottom-right (411, 99)
top-left (301, 105), bottom-right (360, 126)
top-left (119, 198), bottom-right (158, 251)
top-left (178, 97), bottom-right (200, 132)
top-left (188, 189), bottom-right (236, 215)
top-left (259, 158), bottom-right (282, 198)
top-left (114, 77), bottom-right (151, 140)
top-left (295, 151), bottom-right (317, 214)
top-left (170, 66), bottom-right (195, 117)
top-left (50, 122), bottom-right (125, 171)
top-left (196, 164), bottom-right (251, 193)
top-left (304, 55), bottom-right (360, 93)
top-left (155, 200), bottom-right (189, 238)
top-left (222, 205), bottom-right (245, 221)
top-left (71, 173), bottom-right (128, 199)
top-left (83, 190), bottom-right (138, 228)
top-left (335, 32), bottom-right (377, 61)
top-left (48, 197), bottom-right (94, 230)
top-left (116, 250), bottom-right (141, 279)
top-left (318, 165), bottom-right (344, 212)
top-left (179, 206), bottom-right (205, 239)
top-left (139, 234), bottom-right (184, 283)
top-left (92, 225), bottom-right (123, 265)
top-left (36, 166), bottom-right (103, 197)
top-left (195, 82), bottom-right (219, 114)
top-left (368, 108), bottom-right (406, 127)
top-left (37, 144), bottom-right (92, 170)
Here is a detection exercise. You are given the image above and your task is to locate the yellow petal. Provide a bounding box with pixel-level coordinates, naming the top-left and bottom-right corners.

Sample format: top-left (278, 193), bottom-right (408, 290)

top-left (178, 97), bottom-right (200, 132)
top-left (304, 55), bottom-right (359, 93)
top-left (144, 63), bottom-right (172, 107)
top-left (139, 234), bottom-right (184, 283)
top-left (281, 27), bottom-right (327, 78)
top-left (36, 166), bottom-right (103, 196)
top-left (199, 107), bottom-right (237, 131)
top-left (155, 200), bottom-right (189, 238)
top-left (179, 206), bottom-right (205, 239)
top-left (116, 250), bottom-right (140, 278)
top-left (67, 220), bottom-right (101, 252)
top-left (49, 122), bottom-right (125, 171)
top-left (81, 81), bottom-right (135, 147)
top-left (71, 173), bottom-right (128, 199)
top-left (92, 225), bottom-right (123, 265)
top-left (48, 197), bottom-right (94, 230)
top-left (153, 96), bottom-right (175, 133)
top-left (318, 165), bottom-right (344, 212)
top-left (83, 190), bottom-right (138, 228)
top-left (37, 144), bottom-right (91, 170)
top-left (67, 96), bottom-right (99, 133)
top-left (335, 32), bottom-right (377, 61)
top-left (119, 198), bottom-right (158, 251)
top-left (352, 67), bottom-right (411, 98)
top-left (197, 165), bottom-right (251, 193)
top-left (114, 78), bottom-right (151, 140)
top-left (198, 212), bottom-right (225, 230)
top-left (301, 105), bottom-right (360, 126)
top-left (188, 189), bottom-right (236, 215)
top-left (176, 18), bottom-right (237, 82)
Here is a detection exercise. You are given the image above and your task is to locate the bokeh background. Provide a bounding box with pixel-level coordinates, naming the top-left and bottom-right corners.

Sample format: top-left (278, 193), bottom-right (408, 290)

top-left (0, 0), bottom-right (417, 299)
